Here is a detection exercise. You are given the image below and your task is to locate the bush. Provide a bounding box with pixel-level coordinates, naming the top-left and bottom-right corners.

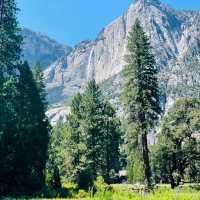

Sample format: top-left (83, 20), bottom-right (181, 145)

top-left (128, 159), bottom-right (144, 184)
top-left (62, 182), bottom-right (78, 197)
top-left (75, 167), bottom-right (94, 190)
top-left (75, 189), bottom-right (89, 198)
top-left (94, 176), bottom-right (108, 193)
top-left (35, 186), bottom-right (70, 198)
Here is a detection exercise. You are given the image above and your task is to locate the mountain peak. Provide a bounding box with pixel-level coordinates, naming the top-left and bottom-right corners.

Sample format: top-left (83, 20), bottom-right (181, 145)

top-left (135, 0), bottom-right (161, 6)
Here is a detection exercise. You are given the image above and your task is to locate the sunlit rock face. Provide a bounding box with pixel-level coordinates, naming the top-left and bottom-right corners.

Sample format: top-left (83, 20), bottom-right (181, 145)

top-left (46, 105), bottom-right (70, 126)
top-left (43, 0), bottom-right (200, 108)
top-left (44, 41), bottom-right (95, 104)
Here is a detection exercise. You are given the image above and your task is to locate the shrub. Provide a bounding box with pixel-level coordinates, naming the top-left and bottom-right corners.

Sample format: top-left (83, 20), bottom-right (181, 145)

top-left (62, 182), bottom-right (78, 197)
top-left (94, 176), bottom-right (108, 193)
top-left (75, 189), bottom-right (89, 198)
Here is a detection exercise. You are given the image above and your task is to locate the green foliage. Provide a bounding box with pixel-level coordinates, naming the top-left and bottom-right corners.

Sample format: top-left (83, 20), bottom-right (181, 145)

top-left (4, 185), bottom-right (200, 199)
top-left (94, 176), bottom-right (108, 193)
top-left (32, 62), bottom-right (47, 109)
top-left (122, 19), bottom-right (161, 188)
top-left (151, 98), bottom-right (200, 188)
top-left (93, 186), bottom-right (200, 200)
top-left (75, 80), bottom-right (121, 186)
top-left (128, 156), bottom-right (144, 184)
top-left (18, 62), bottom-right (49, 191)
top-left (51, 166), bottom-right (62, 190)
top-left (0, 0), bottom-right (49, 196)
top-left (75, 189), bottom-right (89, 198)
top-left (0, 0), bottom-right (22, 76)
top-left (0, 2), bottom-right (22, 187)
top-left (0, 62), bottom-right (50, 196)
top-left (49, 80), bottom-right (121, 190)
top-left (0, 0), bottom-right (50, 196)
top-left (47, 121), bottom-right (70, 184)
top-left (35, 186), bottom-right (70, 199)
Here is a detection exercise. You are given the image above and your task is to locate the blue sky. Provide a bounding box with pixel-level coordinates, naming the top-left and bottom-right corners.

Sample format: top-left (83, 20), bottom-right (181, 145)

top-left (17, 0), bottom-right (200, 47)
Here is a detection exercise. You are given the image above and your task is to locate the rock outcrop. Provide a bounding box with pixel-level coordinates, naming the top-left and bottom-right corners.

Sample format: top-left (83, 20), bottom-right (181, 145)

top-left (22, 28), bottom-right (72, 69)
top-left (43, 0), bottom-right (200, 107)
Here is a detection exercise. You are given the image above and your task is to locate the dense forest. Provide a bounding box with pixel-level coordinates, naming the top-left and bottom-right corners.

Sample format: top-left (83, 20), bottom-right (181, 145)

top-left (1, 0), bottom-right (200, 199)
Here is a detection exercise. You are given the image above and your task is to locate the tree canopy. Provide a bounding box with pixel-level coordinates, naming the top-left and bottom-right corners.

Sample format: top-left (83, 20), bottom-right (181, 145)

top-left (122, 19), bottom-right (161, 190)
top-left (152, 98), bottom-right (200, 188)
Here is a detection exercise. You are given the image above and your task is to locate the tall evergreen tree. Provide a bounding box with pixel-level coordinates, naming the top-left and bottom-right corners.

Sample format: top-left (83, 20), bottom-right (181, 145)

top-left (67, 93), bottom-right (86, 186)
top-left (47, 94), bottom-right (87, 188)
top-left (0, 4), bottom-right (50, 194)
top-left (32, 62), bottom-right (47, 108)
top-left (0, 0), bottom-right (23, 195)
top-left (0, 61), bottom-right (49, 195)
top-left (17, 62), bottom-right (49, 193)
top-left (81, 80), bottom-right (106, 182)
top-left (0, 0), bottom-right (22, 77)
top-left (122, 19), bottom-right (161, 190)
top-left (49, 80), bottom-right (121, 189)
top-left (0, 0), bottom-right (49, 195)
top-left (0, 0), bottom-right (22, 138)
top-left (0, 76), bottom-right (20, 195)
top-left (100, 101), bottom-right (121, 183)
top-left (47, 120), bottom-right (68, 186)
top-left (80, 80), bottom-right (120, 186)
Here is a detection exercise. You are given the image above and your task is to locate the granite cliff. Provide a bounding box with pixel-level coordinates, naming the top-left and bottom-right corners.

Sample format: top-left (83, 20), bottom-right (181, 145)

top-left (22, 0), bottom-right (200, 123)
top-left (43, 0), bottom-right (200, 108)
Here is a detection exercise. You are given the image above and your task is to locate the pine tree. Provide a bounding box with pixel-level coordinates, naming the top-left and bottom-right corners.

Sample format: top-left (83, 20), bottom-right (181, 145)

top-left (17, 61), bottom-right (49, 193)
top-left (0, 0), bottom-right (22, 77)
top-left (0, 0), bottom-right (23, 195)
top-left (47, 121), bottom-right (67, 187)
top-left (81, 80), bottom-right (105, 182)
top-left (47, 94), bottom-right (87, 188)
top-left (0, 62), bottom-right (49, 195)
top-left (122, 19), bottom-right (161, 190)
top-left (0, 0), bottom-right (49, 195)
top-left (100, 101), bottom-right (121, 183)
top-left (0, 76), bottom-right (20, 195)
top-left (80, 80), bottom-right (120, 186)
top-left (67, 93), bottom-right (86, 185)
top-left (0, 0), bottom-right (22, 138)
top-left (51, 80), bottom-right (121, 189)
top-left (32, 62), bottom-right (47, 108)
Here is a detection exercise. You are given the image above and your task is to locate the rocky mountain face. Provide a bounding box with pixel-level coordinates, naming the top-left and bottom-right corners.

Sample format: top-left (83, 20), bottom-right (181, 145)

top-left (43, 0), bottom-right (200, 110)
top-left (21, 28), bottom-right (72, 69)
top-left (22, 0), bottom-right (200, 123)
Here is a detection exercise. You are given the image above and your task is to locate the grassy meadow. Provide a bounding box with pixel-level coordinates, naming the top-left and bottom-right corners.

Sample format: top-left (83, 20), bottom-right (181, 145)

top-left (4, 184), bottom-right (200, 200)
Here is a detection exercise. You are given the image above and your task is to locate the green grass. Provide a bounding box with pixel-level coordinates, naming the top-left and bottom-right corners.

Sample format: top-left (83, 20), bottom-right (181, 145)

top-left (92, 186), bottom-right (200, 200)
top-left (9, 191), bottom-right (200, 200)
top-left (4, 185), bottom-right (200, 200)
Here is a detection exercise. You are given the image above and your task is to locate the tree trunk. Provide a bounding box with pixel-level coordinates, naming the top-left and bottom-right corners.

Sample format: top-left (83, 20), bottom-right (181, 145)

top-left (105, 130), bottom-right (110, 184)
top-left (141, 133), bottom-right (151, 191)
top-left (169, 173), bottom-right (175, 189)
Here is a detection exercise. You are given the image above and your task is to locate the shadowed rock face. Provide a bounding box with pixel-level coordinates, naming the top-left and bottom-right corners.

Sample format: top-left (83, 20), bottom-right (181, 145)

top-left (43, 0), bottom-right (200, 107)
top-left (21, 28), bottom-right (72, 69)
